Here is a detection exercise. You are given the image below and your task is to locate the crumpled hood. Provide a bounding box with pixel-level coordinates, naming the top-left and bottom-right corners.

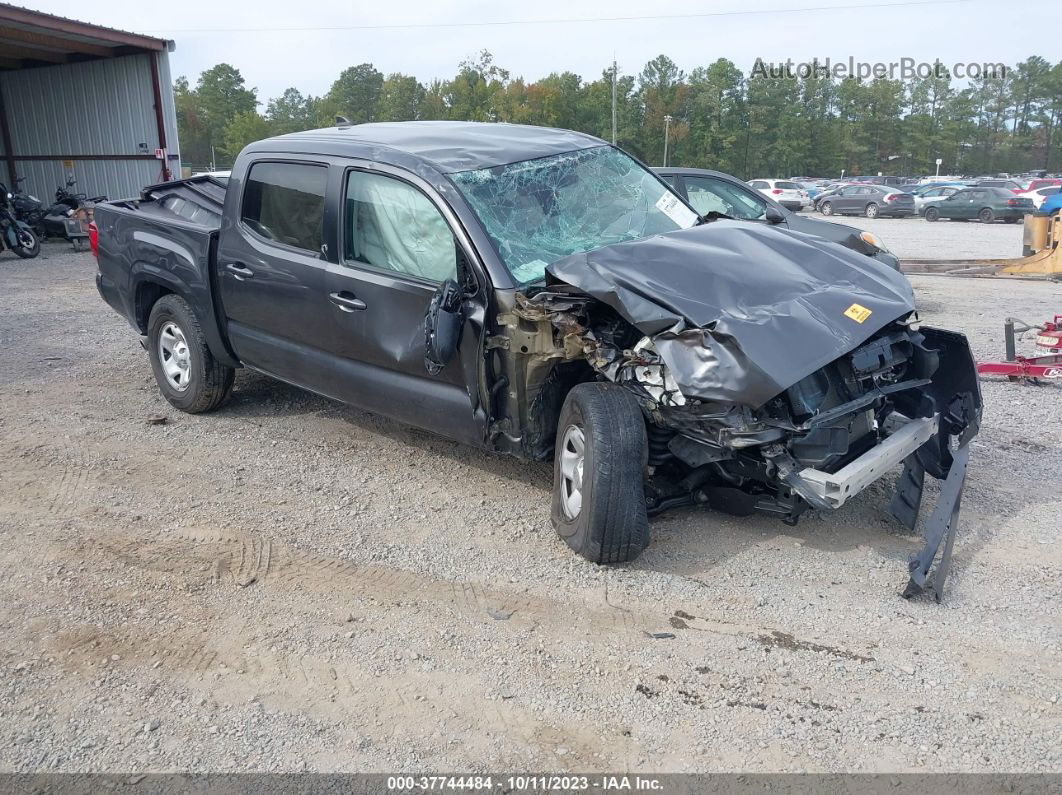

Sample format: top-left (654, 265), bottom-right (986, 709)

top-left (545, 221), bottom-right (916, 407)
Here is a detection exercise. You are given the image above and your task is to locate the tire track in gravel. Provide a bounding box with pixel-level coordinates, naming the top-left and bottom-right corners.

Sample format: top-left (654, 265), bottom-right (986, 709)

top-left (0, 429), bottom-right (94, 521)
top-left (90, 524), bottom-right (644, 637)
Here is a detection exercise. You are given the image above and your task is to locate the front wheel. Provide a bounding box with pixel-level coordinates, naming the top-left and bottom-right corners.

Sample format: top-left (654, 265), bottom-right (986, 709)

top-left (979, 208), bottom-right (995, 223)
top-left (147, 294), bottom-right (235, 413)
top-left (864, 202), bottom-right (879, 219)
top-left (924, 207), bottom-right (940, 222)
top-left (820, 201), bottom-right (834, 216)
top-left (9, 224), bottom-right (40, 258)
top-left (551, 383), bottom-right (649, 564)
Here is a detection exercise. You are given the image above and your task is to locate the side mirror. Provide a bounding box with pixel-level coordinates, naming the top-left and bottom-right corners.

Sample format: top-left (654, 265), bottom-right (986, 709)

top-left (765, 205), bottom-right (785, 224)
top-left (424, 279), bottom-right (463, 375)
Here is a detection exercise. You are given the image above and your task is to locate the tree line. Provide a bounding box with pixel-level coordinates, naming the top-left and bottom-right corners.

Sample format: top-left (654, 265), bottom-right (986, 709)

top-left (174, 51), bottom-right (1062, 179)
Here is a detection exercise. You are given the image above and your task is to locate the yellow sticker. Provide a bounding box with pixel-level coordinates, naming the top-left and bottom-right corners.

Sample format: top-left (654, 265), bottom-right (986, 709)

top-left (844, 303), bottom-right (873, 323)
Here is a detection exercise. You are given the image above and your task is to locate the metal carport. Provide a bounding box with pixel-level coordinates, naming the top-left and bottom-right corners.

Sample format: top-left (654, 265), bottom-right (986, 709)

top-left (0, 2), bottom-right (179, 200)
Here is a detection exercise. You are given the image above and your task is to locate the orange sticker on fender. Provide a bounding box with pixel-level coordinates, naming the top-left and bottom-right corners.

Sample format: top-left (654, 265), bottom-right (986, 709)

top-left (844, 303), bottom-right (872, 323)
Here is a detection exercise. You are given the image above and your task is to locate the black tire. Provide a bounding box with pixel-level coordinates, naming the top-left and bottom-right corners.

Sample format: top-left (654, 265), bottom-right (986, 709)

top-left (147, 294), bottom-right (235, 413)
top-left (820, 201), bottom-right (834, 216)
top-left (551, 382), bottom-right (649, 564)
top-left (864, 202), bottom-right (879, 219)
top-left (10, 226), bottom-right (40, 259)
top-left (978, 208), bottom-right (994, 223)
top-left (924, 207), bottom-right (940, 222)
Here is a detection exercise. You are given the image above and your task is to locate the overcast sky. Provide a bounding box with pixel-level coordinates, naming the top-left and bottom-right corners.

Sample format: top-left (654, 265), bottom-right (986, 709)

top-left (26, 0), bottom-right (1057, 103)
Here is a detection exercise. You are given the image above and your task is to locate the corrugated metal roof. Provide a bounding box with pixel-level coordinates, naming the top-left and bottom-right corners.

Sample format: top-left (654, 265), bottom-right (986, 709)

top-left (0, 3), bottom-right (170, 50)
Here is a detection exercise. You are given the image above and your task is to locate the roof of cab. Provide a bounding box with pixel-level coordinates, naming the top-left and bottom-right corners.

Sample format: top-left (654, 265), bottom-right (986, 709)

top-left (258, 121), bottom-right (607, 174)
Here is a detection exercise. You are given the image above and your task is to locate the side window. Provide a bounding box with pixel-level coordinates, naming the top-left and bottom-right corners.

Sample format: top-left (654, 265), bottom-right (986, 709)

top-left (241, 162), bottom-right (327, 253)
top-left (749, 180), bottom-right (768, 189)
top-left (842, 186), bottom-right (860, 196)
top-left (344, 170), bottom-right (457, 283)
top-left (658, 175), bottom-right (675, 186)
top-left (685, 176), bottom-right (766, 220)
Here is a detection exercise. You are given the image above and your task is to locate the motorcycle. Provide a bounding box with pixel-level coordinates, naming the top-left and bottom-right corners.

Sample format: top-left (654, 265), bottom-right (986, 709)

top-left (13, 177), bottom-right (106, 240)
top-left (11, 176), bottom-right (46, 237)
top-left (0, 181), bottom-right (41, 258)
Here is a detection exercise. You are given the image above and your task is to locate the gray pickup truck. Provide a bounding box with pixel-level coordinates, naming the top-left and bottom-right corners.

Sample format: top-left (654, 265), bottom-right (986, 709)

top-left (94, 121), bottom-right (981, 598)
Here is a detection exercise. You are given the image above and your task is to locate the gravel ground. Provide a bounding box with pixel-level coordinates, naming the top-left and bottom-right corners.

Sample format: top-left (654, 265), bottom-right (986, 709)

top-left (0, 239), bottom-right (1059, 774)
top-left (792, 209), bottom-right (1026, 260)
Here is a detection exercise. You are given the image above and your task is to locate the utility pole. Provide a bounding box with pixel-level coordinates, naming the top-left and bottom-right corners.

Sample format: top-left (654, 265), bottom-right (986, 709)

top-left (663, 114), bottom-right (673, 167)
top-left (611, 59), bottom-right (617, 145)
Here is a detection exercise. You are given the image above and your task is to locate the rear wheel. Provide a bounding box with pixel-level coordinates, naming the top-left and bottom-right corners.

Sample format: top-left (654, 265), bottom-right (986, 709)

top-left (864, 202), bottom-right (879, 219)
top-left (551, 383), bottom-right (649, 564)
top-left (978, 208), bottom-right (995, 223)
top-left (924, 207), bottom-right (940, 222)
top-left (147, 294), bottom-right (235, 413)
top-left (820, 201), bottom-right (834, 216)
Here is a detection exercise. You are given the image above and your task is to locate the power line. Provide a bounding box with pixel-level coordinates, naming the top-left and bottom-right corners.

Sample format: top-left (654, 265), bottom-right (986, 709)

top-left (152, 0), bottom-right (972, 34)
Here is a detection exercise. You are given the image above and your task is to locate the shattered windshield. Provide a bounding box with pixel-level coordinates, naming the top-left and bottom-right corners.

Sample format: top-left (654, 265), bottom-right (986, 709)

top-left (450, 145), bottom-right (698, 284)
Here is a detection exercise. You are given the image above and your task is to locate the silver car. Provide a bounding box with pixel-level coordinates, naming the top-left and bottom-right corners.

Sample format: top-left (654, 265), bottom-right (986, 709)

top-left (913, 185), bottom-right (962, 214)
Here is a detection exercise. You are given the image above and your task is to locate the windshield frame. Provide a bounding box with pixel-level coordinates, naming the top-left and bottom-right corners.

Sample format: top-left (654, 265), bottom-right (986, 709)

top-left (446, 144), bottom-right (699, 287)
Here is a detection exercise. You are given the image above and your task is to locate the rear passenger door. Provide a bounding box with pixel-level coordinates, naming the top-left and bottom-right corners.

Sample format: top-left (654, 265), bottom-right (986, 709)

top-left (217, 159), bottom-right (335, 385)
top-left (320, 165), bottom-right (488, 446)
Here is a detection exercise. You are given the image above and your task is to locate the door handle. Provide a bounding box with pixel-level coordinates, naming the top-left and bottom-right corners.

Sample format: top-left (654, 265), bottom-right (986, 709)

top-left (329, 291), bottom-right (367, 312)
top-left (225, 263), bottom-right (254, 280)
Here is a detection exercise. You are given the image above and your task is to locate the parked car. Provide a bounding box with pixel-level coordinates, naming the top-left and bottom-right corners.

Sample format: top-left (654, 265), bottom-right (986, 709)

top-left (92, 121), bottom-right (981, 596)
top-left (655, 167), bottom-right (899, 270)
top-left (912, 184), bottom-right (963, 214)
top-left (817, 184), bottom-right (916, 218)
top-left (1021, 178), bottom-right (1062, 193)
top-left (747, 179), bottom-right (808, 210)
top-left (923, 187), bottom-right (1035, 223)
top-left (1016, 186), bottom-right (1061, 209)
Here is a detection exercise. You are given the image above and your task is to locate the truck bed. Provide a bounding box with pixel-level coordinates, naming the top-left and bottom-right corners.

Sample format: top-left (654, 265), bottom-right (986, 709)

top-left (94, 175), bottom-right (237, 367)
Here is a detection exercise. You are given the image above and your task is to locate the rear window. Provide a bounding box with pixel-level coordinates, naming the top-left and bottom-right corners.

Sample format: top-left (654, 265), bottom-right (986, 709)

top-left (241, 161), bottom-right (328, 253)
top-left (775, 181), bottom-right (800, 190)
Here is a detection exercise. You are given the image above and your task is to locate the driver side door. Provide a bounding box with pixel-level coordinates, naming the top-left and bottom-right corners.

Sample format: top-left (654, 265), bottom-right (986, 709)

top-left (320, 164), bottom-right (489, 446)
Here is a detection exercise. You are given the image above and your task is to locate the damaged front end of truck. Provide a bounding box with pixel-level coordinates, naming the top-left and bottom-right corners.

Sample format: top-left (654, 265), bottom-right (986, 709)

top-left (497, 223), bottom-right (981, 601)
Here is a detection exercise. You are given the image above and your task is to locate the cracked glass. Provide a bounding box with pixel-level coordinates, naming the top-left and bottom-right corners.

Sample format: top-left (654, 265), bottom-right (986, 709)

top-left (451, 145), bottom-right (696, 285)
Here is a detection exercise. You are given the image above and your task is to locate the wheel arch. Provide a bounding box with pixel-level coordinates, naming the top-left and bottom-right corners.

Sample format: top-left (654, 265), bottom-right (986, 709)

top-left (131, 267), bottom-right (240, 368)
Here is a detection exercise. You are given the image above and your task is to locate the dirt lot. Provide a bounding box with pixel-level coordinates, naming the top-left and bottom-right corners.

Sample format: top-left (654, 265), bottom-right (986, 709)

top-left (1, 240), bottom-right (1060, 773)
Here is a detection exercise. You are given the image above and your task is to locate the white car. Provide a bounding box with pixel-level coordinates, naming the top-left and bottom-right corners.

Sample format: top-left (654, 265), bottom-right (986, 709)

top-left (913, 184), bottom-right (963, 214)
top-left (1016, 185), bottom-right (1061, 209)
top-left (748, 179), bottom-right (808, 211)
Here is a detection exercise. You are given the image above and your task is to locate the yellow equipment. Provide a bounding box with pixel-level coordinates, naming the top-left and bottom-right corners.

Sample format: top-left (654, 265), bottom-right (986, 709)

top-left (900, 209), bottom-right (1062, 278)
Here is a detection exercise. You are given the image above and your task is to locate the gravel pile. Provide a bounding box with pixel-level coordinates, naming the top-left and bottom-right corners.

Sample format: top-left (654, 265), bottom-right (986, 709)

top-left (0, 241), bottom-right (1058, 773)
